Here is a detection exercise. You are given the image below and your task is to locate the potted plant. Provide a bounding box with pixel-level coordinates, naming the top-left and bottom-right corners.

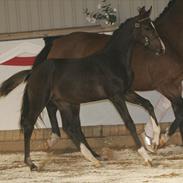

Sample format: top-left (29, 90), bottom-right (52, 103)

top-left (83, 0), bottom-right (117, 26)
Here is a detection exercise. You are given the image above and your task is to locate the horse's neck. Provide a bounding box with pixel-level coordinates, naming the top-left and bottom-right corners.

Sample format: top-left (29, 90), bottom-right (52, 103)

top-left (103, 37), bottom-right (135, 82)
top-left (104, 26), bottom-right (135, 56)
top-left (104, 35), bottom-right (135, 66)
top-left (155, 0), bottom-right (183, 58)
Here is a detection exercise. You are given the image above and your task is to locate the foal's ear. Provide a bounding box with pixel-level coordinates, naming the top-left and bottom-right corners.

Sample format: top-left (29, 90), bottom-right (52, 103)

top-left (146, 6), bottom-right (152, 17)
top-left (138, 6), bottom-right (146, 15)
top-left (138, 6), bottom-right (152, 17)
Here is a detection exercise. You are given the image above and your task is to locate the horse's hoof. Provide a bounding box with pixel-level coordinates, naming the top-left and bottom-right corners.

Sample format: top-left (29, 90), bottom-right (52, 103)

top-left (94, 152), bottom-right (108, 161)
top-left (30, 164), bottom-right (38, 171)
top-left (101, 147), bottom-right (113, 160)
top-left (94, 160), bottom-right (102, 168)
top-left (44, 133), bottom-right (60, 151)
top-left (96, 155), bottom-right (105, 161)
top-left (153, 144), bottom-right (158, 152)
top-left (146, 144), bottom-right (156, 153)
top-left (94, 153), bottom-right (101, 158)
top-left (44, 141), bottom-right (50, 151)
top-left (145, 160), bottom-right (153, 167)
top-left (159, 134), bottom-right (167, 148)
top-left (138, 146), bottom-right (153, 167)
top-left (142, 133), bottom-right (156, 153)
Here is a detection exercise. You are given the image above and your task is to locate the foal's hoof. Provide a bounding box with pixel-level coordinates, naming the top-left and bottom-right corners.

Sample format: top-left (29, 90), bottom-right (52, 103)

top-left (138, 146), bottom-right (153, 167)
top-left (151, 143), bottom-right (159, 153)
top-left (30, 164), bottom-right (38, 171)
top-left (145, 160), bottom-right (153, 167)
top-left (94, 160), bottom-right (102, 168)
top-left (101, 147), bottom-right (114, 160)
top-left (44, 133), bottom-right (60, 151)
top-left (159, 134), bottom-right (167, 148)
top-left (94, 153), bottom-right (107, 161)
top-left (96, 155), bottom-right (104, 161)
top-left (94, 153), bottom-right (101, 158)
top-left (97, 156), bottom-right (109, 161)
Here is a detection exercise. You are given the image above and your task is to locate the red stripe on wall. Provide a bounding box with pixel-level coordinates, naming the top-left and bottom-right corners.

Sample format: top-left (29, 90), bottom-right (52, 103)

top-left (0, 57), bottom-right (35, 66)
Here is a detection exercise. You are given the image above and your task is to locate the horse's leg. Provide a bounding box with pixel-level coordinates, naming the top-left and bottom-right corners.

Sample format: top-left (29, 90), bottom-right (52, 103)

top-left (125, 91), bottom-right (160, 151)
top-left (170, 97), bottom-right (183, 134)
top-left (160, 97), bottom-right (183, 145)
top-left (21, 89), bottom-right (49, 171)
top-left (63, 103), bottom-right (100, 158)
top-left (46, 101), bottom-right (99, 155)
top-left (22, 116), bottom-right (38, 171)
top-left (57, 102), bottom-right (101, 166)
top-left (110, 94), bottom-right (152, 165)
top-left (125, 91), bottom-right (158, 126)
top-left (179, 114), bottom-right (183, 143)
top-left (46, 101), bottom-right (60, 149)
top-left (158, 83), bottom-right (183, 146)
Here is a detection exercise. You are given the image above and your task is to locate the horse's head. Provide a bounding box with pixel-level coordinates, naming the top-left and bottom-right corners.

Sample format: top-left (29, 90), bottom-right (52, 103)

top-left (134, 6), bottom-right (165, 55)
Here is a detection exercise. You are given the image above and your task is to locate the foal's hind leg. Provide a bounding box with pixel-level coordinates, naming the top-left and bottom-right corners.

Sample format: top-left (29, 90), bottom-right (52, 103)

top-left (21, 89), bottom-right (49, 171)
top-left (125, 91), bottom-right (160, 151)
top-left (46, 101), bottom-right (60, 149)
top-left (57, 102), bottom-right (101, 166)
top-left (46, 101), bottom-right (100, 157)
top-left (110, 94), bottom-right (152, 165)
top-left (22, 116), bottom-right (39, 171)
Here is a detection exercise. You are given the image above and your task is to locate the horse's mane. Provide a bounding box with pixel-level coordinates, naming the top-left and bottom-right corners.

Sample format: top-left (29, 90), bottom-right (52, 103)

top-left (113, 18), bottom-right (133, 37)
top-left (104, 17), bottom-right (134, 51)
top-left (155, 0), bottom-right (176, 22)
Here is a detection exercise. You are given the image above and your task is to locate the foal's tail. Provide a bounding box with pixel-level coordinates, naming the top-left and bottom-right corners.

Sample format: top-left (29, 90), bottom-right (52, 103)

top-left (0, 35), bottom-right (61, 98)
top-left (0, 70), bottom-right (31, 97)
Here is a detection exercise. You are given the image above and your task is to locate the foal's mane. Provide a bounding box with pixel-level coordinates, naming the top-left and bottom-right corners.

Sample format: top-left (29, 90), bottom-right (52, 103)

top-left (104, 17), bottom-right (135, 51)
top-left (155, 0), bottom-right (176, 22)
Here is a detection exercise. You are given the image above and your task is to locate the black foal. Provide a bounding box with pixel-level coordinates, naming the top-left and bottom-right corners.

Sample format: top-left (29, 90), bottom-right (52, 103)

top-left (19, 7), bottom-right (164, 170)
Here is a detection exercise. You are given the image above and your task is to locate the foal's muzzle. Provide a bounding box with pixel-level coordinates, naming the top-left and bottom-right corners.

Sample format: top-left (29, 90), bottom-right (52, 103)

top-left (155, 47), bottom-right (165, 56)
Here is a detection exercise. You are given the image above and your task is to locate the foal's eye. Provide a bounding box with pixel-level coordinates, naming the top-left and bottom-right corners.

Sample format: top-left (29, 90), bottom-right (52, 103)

top-left (144, 37), bottom-right (150, 46)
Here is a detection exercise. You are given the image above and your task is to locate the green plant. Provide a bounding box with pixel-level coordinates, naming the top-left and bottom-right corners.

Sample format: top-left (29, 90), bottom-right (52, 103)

top-left (83, 0), bottom-right (117, 25)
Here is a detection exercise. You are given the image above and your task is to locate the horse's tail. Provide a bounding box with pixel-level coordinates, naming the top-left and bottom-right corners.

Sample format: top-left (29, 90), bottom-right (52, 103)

top-left (32, 35), bottom-right (62, 69)
top-left (0, 69), bottom-right (31, 97)
top-left (0, 35), bottom-right (61, 97)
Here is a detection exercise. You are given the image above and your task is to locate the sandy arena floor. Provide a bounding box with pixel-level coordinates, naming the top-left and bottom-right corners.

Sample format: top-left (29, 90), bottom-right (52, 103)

top-left (0, 145), bottom-right (183, 183)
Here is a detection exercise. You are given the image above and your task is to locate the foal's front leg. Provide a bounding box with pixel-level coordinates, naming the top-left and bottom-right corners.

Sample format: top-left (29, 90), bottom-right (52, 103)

top-left (125, 91), bottom-right (160, 151)
top-left (110, 94), bottom-right (152, 165)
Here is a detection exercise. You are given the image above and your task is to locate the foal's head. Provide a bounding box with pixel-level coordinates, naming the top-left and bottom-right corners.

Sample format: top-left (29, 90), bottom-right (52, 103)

top-left (134, 6), bottom-right (165, 55)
